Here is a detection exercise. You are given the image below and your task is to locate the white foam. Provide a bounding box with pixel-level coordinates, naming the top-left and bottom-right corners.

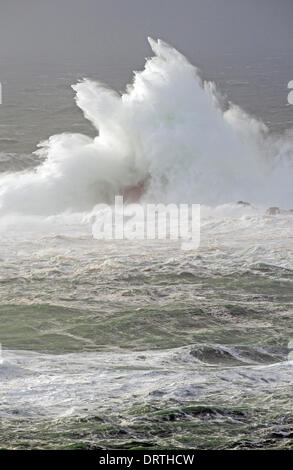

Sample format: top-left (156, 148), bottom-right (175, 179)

top-left (0, 38), bottom-right (292, 217)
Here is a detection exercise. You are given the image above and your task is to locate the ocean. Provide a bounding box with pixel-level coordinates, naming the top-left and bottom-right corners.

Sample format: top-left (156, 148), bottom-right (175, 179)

top-left (0, 38), bottom-right (292, 449)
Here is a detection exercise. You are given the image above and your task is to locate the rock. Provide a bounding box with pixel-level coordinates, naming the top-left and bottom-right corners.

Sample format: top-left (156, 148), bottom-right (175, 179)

top-left (237, 201), bottom-right (251, 206)
top-left (267, 207), bottom-right (280, 215)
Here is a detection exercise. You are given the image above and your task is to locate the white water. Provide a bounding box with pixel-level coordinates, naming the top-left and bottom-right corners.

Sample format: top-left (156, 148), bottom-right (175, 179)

top-left (1, 41), bottom-right (293, 447)
top-left (1, 347), bottom-right (292, 418)
top-left (0, 38), bottom-right (293, 217)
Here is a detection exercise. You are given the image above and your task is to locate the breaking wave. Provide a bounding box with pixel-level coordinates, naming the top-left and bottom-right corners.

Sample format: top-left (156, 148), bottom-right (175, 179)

top-left (1, 37), bottom-right (293, 215)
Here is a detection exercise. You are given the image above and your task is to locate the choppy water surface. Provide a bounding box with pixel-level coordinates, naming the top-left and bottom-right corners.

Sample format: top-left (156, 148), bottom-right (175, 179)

top-left (0, 211), bottom-right (292, 449)
top-left (0, 40), bottom-right (292, 449)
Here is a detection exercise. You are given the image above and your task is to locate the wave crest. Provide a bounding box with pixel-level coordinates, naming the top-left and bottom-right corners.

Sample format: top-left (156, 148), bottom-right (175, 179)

top-left (1, 38), bottom-right (293, 215)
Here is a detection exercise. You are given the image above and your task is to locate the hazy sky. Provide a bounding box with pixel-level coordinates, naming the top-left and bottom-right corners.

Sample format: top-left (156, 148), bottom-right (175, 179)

top-left (0, 0), bottom-right (292, 66)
